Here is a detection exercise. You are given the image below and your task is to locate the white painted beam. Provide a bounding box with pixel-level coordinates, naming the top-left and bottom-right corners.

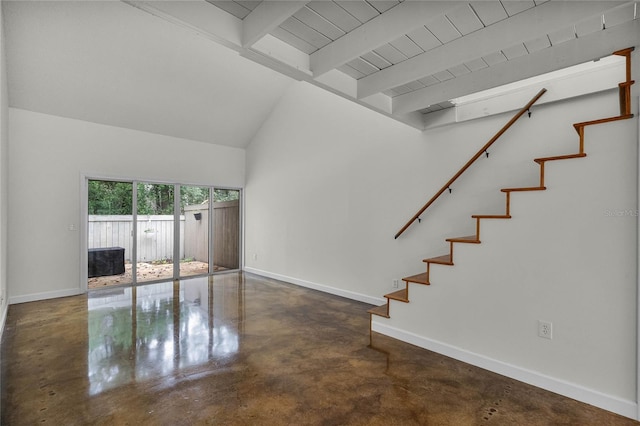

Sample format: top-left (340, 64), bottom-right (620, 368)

top-left (250, 33), bottom-right (311, 75)
top-left (310, 1), bottom-right (459, 77)
top-left (123, 0), bottom-right (422, 130)
top-left (242, 1), bottom-right (310, 48)
top-left (123, 0), bottom-right (243, 50)
top-left (359, 1), bottom-right (625, 99)
top-left (392, 19), bottom-right (640, 115)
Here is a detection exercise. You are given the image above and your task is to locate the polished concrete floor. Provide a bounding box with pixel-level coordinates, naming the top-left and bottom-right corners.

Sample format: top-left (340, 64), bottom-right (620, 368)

top-left (1, 272), bottom-right (638, 425)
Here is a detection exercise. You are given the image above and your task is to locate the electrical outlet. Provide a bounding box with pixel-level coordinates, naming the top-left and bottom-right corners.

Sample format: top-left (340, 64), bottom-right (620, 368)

top-left (538, 320), bottom-right (553, 339)
top-left (392, 279), bottom-right (400, 288)
top-left (252, 253), bottom-right (257, 261)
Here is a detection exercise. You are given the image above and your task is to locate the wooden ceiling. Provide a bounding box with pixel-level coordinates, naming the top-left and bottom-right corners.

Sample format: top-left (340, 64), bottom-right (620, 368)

top-left (128, 1), bottom-right (639, 129)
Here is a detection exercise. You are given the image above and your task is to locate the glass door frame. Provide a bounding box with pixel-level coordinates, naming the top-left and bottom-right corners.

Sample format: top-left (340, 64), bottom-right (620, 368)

top-left (81, 174), bottom-right (243, 293)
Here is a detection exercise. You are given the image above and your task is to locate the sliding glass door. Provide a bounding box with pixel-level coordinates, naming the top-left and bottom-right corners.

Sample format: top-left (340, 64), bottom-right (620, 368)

top-left (87, 180), bottom-right (133, 289)
top-left (213, 189), bottom-right (240, 271)
top-left (180, 185), bottom-right (209, 277)
top-left (136, 183), bottom-right (175, 284)
top-left (87, 179), bottom-right (241, 289)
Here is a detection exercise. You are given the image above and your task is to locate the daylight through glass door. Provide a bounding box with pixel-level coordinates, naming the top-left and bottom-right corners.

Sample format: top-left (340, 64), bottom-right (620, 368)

top-left (136, 183), bottom-right (175, 284)
top-left (87, 180), bottom-right (134, 289)
top-left (87, 180), bottom-right (240, 289)
top-left (180, 185), bottom-right (210, 277)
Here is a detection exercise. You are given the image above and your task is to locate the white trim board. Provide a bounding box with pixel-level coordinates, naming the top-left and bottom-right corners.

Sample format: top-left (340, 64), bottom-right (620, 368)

top-left (636, 93), bottom-right (640, 421)
top-left (8, 287), bottom-right (82, 305)
top-left (242, 267), bottom-right (636, 418)
top-left (0, 302), bottom-right (8, 341)
top-left (243, 267), bottom-right (386, 306)
top-left (372, 321), bottom-right (638, 421)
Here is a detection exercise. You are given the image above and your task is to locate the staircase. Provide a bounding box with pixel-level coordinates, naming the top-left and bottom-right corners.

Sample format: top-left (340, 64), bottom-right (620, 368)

top-left (369, 48), bottom-right (635, 338)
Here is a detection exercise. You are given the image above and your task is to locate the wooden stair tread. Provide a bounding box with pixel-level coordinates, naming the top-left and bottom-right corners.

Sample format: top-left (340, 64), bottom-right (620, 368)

top-left (472, 214), bottom-right (511, 219)
top-left (376, 49), bottom-right (634, 342)
top-left (446, 235), bottom-right (480, 243)
top-left (368, 305), bottom-right (389, 318)
top-left (613, 47), bottom-right (635, 56)
top-left (534, 153), bottom-right (586, 163)
top-left (385, 289), bottom-right (409, 302)
top-left (402, 272), bottom-right (430, 285)
top-left (423, 254), bottom-right (453, 265)
top-left (573, 114), bottom-right (633, 131)
top-left (393, 89), bottom-right (547, 240)
top-left (501, 186), bottom-right (546, 192)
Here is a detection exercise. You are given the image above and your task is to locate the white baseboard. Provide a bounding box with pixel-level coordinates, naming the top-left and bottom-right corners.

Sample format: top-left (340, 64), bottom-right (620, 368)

top-left (243, 267), bottom-right (386, 306)
top-left (0, 301), bottom-right (7, 341)
top-left (372, 321), bottom-right (638, 421)
top-left (9, 287), bottom-right (82, 305)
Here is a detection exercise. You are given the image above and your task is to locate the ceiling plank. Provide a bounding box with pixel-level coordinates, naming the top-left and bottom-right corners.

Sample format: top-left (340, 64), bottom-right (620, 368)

top-left (242, 1), bottom-right (310, 48)
top-left (310, 1), bottom-right (459, 77)
top-left (502, 0), bottom-right (536, 17)
top-left (208, 1), bottom-right (253, 20)
top-left (358, 1), bottom-right (624, 99)
top-left (335, 1), bottom-right (379, 24)
top-left (446, 4), bottom-right (484, 35)
top-left (392, 18), bottom-right (640, 115)
top-left (469, 1), bottom-right (507, 27)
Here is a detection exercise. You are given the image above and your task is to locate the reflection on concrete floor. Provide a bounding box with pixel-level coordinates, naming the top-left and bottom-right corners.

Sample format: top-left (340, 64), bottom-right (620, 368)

top-left (87, 261), bottom-right (230, 289)
top-left (88, 275), bottom-right (243, 395)
top-left (4, 273), bottom-right (635, 425)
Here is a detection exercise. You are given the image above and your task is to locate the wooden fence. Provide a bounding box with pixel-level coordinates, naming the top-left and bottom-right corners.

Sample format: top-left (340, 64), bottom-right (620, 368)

top-left (213, 200), bottom-right (240, 269)
top-left (89, 201), bottom-right (239, 268)
top-left (88, 215), bottom-right (184, 262)
top-left (184, 200), bottom-right (240, 269)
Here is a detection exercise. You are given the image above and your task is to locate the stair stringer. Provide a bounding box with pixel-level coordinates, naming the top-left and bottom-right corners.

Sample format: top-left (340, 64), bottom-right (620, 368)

top-left (374, 118), bottom-right (638, 411)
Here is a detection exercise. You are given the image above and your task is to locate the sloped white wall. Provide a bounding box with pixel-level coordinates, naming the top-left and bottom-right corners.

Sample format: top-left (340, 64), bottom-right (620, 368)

top-left (8, 108), bottom-right (245, 303)
top-left (245, 81), bottom-right (637, 417)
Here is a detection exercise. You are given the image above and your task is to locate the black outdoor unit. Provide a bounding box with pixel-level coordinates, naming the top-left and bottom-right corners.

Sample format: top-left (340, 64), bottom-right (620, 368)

top-left (88, 247), bottom-right (125, 278)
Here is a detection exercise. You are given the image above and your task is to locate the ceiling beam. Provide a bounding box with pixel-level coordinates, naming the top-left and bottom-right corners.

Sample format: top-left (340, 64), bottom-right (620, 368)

top-left (123, 0), bottom-right (425, 130)
top-left (124, 0), bottom-right (243, 50)
top-left (360, 1), bottom-right (625, 99)
top-left (310, 1), bottom-right (458, 77)
top-left (242, 1), bottom-right (310, 48)
top-left (392, 19), bottom-right (640, 115)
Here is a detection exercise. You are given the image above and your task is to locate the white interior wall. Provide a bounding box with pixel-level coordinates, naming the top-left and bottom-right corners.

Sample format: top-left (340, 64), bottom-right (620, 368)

top-left (245, 81), bottom-right (429, 303)
top-left (245, 80), bottom-right (637, 418)
top-left (378, 117), bottom-right (638, 417)
top-left (8, 108), bottom-right (245, 303)
top-left (0, 1), bottom-right (9, 332)
top-left (1, 10), bottom-right (9, 420)
top-left (245, 80), bottom-right (630, 301)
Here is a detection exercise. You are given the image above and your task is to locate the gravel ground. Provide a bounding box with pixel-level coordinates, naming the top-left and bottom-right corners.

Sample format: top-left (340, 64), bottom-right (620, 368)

top-left (88, 261), bottom-right (217, 289)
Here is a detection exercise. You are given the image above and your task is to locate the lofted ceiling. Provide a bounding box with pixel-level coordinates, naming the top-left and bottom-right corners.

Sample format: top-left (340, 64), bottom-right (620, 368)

top-left (127, 0), bottom-right (639, 129)
top-left (2, 1), bottom-right (293, 148)
top-left (3, 1), bottom-right (639, 144)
